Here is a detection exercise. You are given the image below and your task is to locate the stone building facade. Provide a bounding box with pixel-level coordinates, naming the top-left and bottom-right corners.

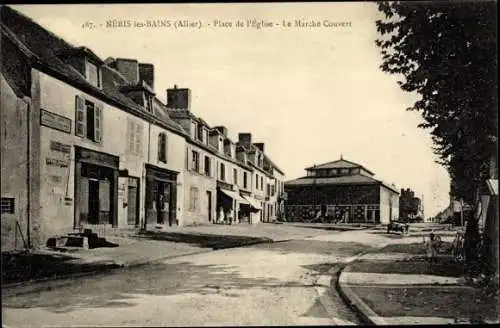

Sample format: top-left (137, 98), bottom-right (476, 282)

top-left (0, 6), bottom-right (285, 249)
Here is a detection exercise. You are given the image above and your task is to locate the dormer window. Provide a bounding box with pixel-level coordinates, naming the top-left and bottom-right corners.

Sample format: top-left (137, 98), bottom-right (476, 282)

top-left (145, 94), bottom-right (153, 113)
top-left (197, 125), bottom-right (204, 142)
top-left (85, 59), bottom-right (101, 88)
top-left (191, 121), bottom-right (198, 139)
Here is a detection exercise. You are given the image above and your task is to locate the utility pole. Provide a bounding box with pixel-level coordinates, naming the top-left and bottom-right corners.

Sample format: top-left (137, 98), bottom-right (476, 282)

top-left (312, 164), bottom-right (317, 219)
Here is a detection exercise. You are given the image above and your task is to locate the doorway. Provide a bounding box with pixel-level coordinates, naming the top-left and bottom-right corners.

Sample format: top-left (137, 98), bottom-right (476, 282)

top-left (156, 181), bottom-right (172, 226)
top-left (207, 191), bottom-right (212, 222)
top-left (88, 179), bottom-right (100, 224)
top-left (127, 177), bottom-right (139, 226)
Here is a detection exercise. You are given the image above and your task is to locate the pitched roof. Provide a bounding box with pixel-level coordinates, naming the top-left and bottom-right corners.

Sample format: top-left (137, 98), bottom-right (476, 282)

top-left (285, 174), bottom-right (399, 193)
top-left (305, 158), bottom-right (374, 175)
top-left (1, 6), bottom-right (185, 136)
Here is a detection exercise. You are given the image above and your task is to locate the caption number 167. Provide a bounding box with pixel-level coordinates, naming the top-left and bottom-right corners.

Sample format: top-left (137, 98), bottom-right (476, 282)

top-left (81, 21), bottom-right (96, 29)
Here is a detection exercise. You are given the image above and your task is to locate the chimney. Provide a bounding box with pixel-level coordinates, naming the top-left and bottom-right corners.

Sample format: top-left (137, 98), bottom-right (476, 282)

top-left (139, 63), bottom-right (154, 90)
top-left (115, 58), bottom-right (139, 84)
top-left (214, 126), bottom-right (228, 137)
top-left (166, 85), bottom-right (191, 110)
top-left (238, 133), bottom-right (252, 146)
top-left (254, 143), bottom-right (265, 153)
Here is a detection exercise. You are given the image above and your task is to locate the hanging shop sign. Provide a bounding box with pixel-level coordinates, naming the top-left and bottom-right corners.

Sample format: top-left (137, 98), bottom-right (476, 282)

top-left (40, 109), bottom-right (72, 134)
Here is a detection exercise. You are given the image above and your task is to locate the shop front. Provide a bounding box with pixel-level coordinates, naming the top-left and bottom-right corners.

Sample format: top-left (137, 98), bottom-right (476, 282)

top-left (145, 164), bottom-right (178, 226)
top-left (74, 147), bottom-right (119, 229)
top-left (216, 183), bottom-right (249, 224)
top-left (240, 194), bottom-right (262, 224)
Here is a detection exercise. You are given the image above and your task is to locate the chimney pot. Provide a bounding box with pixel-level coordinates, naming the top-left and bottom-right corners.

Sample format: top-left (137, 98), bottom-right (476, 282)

top-left (166, 86), bottom-right (191, 110)
top-left (238, 133), bottom-right (252, 145)
top-left (115, 58), bottom-right (139, 85)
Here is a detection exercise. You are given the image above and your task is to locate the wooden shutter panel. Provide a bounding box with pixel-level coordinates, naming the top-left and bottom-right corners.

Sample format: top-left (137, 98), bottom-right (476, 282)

top-left (158, 133), bottom-right (163, 161)
top-left (164, 134), bottom-right (168, 163)
top-left (75, 95), bottom-right (86, 137)
top-left (94, 103), bottom-right (103, 143)
top-left (158, 133), bottom-right (167, 162)
top-left (135, 124), bottom-right (142, 155)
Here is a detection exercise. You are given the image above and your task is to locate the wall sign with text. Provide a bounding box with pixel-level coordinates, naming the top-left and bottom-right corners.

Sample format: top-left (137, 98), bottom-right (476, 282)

top-left (40, 109), bottom-right (72, 134)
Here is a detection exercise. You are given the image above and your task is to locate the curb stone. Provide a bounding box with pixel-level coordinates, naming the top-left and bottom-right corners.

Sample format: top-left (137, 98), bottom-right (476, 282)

top-left (337, 265), bottom-right (388, 325)
top-left (316, 245), bottom-right (389, 326)
top-left (336, 243), bottom-right (390, 325)
top-left (315, 266), bottom-right (355, 325)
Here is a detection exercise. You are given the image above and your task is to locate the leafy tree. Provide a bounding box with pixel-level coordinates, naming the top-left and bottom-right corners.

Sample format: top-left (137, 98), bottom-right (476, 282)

top-left (374, 0), bottom-right (497, 205)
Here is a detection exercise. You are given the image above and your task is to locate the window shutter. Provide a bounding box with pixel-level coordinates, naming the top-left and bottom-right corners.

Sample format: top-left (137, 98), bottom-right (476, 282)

top-left (127, 120), bottom-right (134, 152)
top-left (94, 103), bottom-right (103, 143)
top-left (158, 133), bottom-right (167, 163)
top-left (135, 124), bottom-right (142, 155)
top-left (75, 95), bottom-right (86, 137)
top-left (164, 134), bottom-right (168, 163)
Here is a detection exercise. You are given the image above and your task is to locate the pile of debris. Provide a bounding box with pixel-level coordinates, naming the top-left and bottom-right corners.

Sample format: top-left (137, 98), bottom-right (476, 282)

top-left (46, 228), bottom-right (119, 250)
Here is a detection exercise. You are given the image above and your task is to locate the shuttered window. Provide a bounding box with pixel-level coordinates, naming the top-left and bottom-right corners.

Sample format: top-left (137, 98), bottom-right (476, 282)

top-left (127, 119), bottom-right (143, 155)
top-left (158, 132), bottom-right (167, 163)
top-left (75, 95), bottom-right (103, 143)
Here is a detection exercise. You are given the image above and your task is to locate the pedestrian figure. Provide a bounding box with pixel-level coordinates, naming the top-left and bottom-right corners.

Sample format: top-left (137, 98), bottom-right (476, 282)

top-left (425, 231), bottom-right (439, 263)
top-left (217, 207), bottom-right (224, 224)
top-left (226, 207), bottom-right (234, 225)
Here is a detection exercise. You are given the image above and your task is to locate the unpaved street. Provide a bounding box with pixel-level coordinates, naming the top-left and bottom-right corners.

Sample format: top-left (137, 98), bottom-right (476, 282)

top-left (2, 230), bottom-right (393, 327)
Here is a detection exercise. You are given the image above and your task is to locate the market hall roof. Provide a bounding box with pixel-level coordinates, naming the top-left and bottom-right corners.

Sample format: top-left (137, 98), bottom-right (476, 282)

top-left (304, 158), bottom-right (375, 176)
top-left (285, 174), bottom-right (399, 194)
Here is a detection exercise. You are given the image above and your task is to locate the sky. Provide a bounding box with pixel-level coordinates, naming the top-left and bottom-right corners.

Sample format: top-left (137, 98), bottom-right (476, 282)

top-left (12, 3), bottom-right (451, 217)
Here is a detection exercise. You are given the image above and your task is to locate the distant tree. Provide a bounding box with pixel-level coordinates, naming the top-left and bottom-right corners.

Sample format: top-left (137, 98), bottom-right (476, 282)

top-left (374, 0), bottom-right (497, 205)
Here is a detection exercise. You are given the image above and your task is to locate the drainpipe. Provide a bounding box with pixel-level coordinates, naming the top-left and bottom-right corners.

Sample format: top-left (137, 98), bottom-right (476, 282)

top-left (23, 96), bottom-right (31, 249)
top-left (143, 122), bottom-right (152, 231)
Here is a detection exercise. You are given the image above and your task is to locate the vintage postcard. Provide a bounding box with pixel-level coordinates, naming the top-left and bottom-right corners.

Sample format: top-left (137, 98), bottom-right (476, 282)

top-left (1, 1), bottom-right (498, 327)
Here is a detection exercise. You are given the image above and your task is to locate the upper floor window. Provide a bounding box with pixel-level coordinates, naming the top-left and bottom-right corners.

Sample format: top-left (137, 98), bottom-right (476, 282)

top-left (75, 95), bottom-right (103, 143)
top-left (85, 59), bottom-right (101, 88)
top-left (220, 163), bottom-right (226, 181)
top-left (351, 168), bottom-right (360, 175)
top-left (204, 156), bottom-right (211, 176)
top-left (256, 174), bottom-right (259, 189)
top-left (261, 176), bottom-right (264, 190)
top-left (233, 168), bottom-right (238, 185)
top-left (191, 151), bottom-right (200, 172)
top-left (158, 132), bottom-right (167, 163)
top-left (341, 168), bottom-right (349, 175)
top-left (126, 119), bottom-right (143, 155)
top-left (244, 172), bottom-right (248, 189)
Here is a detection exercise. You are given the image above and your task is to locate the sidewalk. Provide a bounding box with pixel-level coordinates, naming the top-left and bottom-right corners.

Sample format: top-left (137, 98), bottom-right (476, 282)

top-left (1, 236), bottom-right (208, 292)
top-left (338, 241), bottom-right (500, 325)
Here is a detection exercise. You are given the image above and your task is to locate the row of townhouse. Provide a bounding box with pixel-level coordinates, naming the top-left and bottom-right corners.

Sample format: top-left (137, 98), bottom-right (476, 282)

top-left (0, 6), bottom-right (285, 250)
